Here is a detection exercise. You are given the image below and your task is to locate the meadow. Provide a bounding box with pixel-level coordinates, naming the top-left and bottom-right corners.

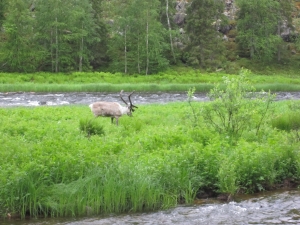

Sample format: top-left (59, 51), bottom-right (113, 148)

top-left (0, 70), bottom-right (300, 218)
top-left (1, 68), bottom-right (300, 92)
top-left (1, 74), bottom-right (300, 219)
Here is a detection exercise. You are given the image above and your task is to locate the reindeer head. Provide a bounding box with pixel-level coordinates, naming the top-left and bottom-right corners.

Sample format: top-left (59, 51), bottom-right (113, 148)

top-left (120, 90), bottom-right (138, 116)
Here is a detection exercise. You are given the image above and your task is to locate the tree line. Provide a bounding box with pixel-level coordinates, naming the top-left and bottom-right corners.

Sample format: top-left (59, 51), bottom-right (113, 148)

top-left (0, 0), bottom-right (296, 74)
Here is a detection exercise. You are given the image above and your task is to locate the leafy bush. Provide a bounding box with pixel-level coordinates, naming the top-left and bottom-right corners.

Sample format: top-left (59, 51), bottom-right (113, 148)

top-left (201, 68), bottom-right (275, 139)
top-left (186, 87), bottom-right (201, 126)
top-left (79, 118), bottom-right (105, 137)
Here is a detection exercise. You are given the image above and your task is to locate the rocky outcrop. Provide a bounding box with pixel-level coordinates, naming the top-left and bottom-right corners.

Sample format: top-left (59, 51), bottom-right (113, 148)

top-left (174, 0), bottom-right (190, 26)
top-left (174, 0), bottom-right (236, 26)
top-left (174, 0), bottom-right (296, 42)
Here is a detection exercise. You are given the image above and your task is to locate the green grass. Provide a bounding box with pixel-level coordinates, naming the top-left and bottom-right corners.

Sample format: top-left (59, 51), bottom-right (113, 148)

top-left (1, 68), bottom-right (300, 92)
top-left (0, 83), bottom-right (215, 92)
top-left (0, 100), bottom-right (300, 219)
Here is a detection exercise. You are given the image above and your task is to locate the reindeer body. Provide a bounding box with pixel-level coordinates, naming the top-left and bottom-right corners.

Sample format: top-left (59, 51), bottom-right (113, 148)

top-left (89, 91), bottom-right (138, 126)
top-left (89, 102), bottom-right (130, 125)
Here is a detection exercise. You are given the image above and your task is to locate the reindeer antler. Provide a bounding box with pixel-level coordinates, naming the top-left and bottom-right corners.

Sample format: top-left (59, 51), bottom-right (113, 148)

top-left (120, 90), bottom-right (128, 105)
top-left (128, 91), bottom-right (138, 112)
top-left (120, 90), bottom-right (138, 112)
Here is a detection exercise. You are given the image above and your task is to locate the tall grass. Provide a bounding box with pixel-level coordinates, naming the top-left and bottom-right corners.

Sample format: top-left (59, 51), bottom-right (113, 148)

top-left (1, 83), bottom-right (300, 93)
top-left (0, 83), bottom-right (215, 92)
top-left (0, 101), bottom-right (300, 219)
top-left (1, 69), bottom-right (300, 92)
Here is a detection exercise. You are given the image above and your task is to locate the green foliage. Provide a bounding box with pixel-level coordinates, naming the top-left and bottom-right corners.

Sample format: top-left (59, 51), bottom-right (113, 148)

top-left (0, 0), bottom-right (40, 72)
top-left (0, 0), bottom-right (297, 73)
top-left (186, 87), bottom-right (200, 126)
top-left (34, 0), bottom-right (100, 72)
top-left (185, 0), bottom-right (227, 69)
top-left (202, 68), bottom-right (275, 139)
top-left (271, 101), bottom-right (300, 142)
top-left (107, 0), bottom-right (169, 74)
top-left (0, 102), bottom-right (300, 219)
top-left (0, 0), bottom-right (6, 27)
top-left (217, 156), bottom-right (238, 195)
top-left (79, 118), bottom-right (105, 137)
top-left (271, 112), bottom-right (300, 132)
top-left (2, 70), bottom-right (300, 92)
top-left (236, 0), bottom-right (293, 62)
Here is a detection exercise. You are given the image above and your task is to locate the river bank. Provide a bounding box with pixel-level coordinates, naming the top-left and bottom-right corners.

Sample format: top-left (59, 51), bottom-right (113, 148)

top-left (1, 100), bottom-right (300, 220)
top-left (1, 69), bottom-right (300, 93)
top-left (1, 74), bottom-right (300, 223)
top-left (2, 189), bottom-right (300, 225)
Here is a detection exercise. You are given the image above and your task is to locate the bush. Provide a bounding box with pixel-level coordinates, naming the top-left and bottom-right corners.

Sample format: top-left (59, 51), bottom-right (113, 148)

top-left (79, 118), bottom-right (105, 137)
top-left (201, 68), bottom-right (275, 139)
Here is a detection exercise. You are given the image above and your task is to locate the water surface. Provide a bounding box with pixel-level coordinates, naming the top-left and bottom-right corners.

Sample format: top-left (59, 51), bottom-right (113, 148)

top-left (0, 91), bottom-right (299, 107)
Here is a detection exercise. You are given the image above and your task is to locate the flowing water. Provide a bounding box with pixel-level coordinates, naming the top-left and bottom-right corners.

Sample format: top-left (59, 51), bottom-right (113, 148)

top-left (1, 190), bottom-right (300, 225)
top-left (0, 91), bottom-right (300, 107)
top-left (1, 92), bottom-right (300, 224)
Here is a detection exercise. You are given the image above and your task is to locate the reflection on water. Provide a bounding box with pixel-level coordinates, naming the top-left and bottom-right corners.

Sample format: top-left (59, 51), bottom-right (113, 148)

top-left (2, 190), bottom-right (300, 225)
top-left (0, 91), bottom-right (300, 107)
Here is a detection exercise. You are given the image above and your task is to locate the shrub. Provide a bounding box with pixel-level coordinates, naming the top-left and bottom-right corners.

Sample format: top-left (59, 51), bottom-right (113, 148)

top-left (201, 68), bottom-right (275, 139)
top-left (79, 118), bottom-right (105, 137)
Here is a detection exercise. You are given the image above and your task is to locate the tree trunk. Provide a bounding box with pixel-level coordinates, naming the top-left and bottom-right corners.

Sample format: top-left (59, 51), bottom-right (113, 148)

top-left (137, 34), bottom-right (141, 74)
top-left (146, 10), bottom-right (149, 75)
top-left (51, 29), bottom-right (54, 72)
top-left (166, 0), bottom-right (176, 63)
top-left (79, 23), bottom-right (83, 72)
top-left (124, 27), bottom-right (127, 74)
top-left (55, 17), bottom-right (58, 73)
top-left (277, 20), bottom-right (281, 62)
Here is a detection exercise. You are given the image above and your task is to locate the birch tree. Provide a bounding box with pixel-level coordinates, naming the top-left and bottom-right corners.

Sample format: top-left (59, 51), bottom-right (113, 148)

top-left (35, 0), bottom-right (98, 72)
top-left (1, 0), bottom-right (39, 72)
top-left (107, 0), bottom-right (169, 74)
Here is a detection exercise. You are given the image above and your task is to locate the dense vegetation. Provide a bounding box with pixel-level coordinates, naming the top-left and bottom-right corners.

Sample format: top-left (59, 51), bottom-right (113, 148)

top-left (1, 0), bottom-right (300, 221)
top-left (1, 73), bottom-right (300, 220)
top-left (0, 0), bottom-right (299, 74)
top-left (2, 68), bottom-right (300, 93)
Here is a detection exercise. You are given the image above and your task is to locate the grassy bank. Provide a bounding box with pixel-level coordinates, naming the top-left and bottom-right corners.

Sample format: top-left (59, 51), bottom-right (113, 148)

top-left (1, 68), bottom-right (300, 92)
top-left (0, 99), bottom-right (300, 219)
top-left (1, 72), bottom-right (300, 220)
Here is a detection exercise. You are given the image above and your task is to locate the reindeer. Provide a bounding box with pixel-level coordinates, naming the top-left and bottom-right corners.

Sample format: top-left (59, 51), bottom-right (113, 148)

top-left (89, 90), bottom-right (138, 126)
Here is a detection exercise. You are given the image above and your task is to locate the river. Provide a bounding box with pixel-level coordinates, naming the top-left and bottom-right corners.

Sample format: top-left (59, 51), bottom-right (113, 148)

top-left (0, 91), bottom-right (300, 107)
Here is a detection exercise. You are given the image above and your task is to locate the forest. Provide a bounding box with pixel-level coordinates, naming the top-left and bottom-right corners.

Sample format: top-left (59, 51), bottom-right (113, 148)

top-left (0, 0), bottom-right (299, 75)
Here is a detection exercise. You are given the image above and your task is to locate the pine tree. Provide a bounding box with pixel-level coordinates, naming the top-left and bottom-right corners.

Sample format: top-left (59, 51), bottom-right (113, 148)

top-left (236, 0), bottom-right (283, 62)
top-left (185, 0), bottom-right (226, 69)
top-left (0, 0), bottom-right (6, 28)
top-left (89, 0), bottom-right (109, 70)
